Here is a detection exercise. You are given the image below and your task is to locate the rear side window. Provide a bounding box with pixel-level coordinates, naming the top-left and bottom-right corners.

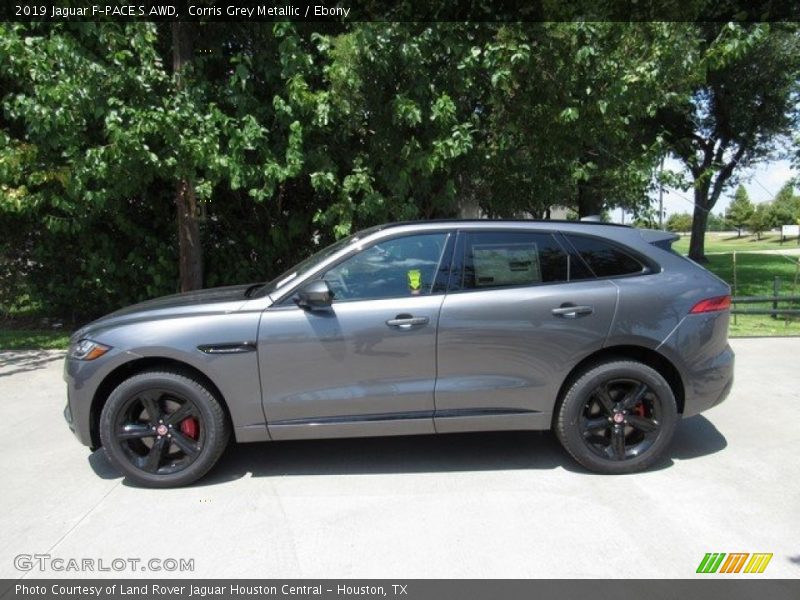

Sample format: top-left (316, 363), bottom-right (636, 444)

top-left (564, 234), bottom-right (646, 278)
top-left (460, 231), bottom-right (568, 289)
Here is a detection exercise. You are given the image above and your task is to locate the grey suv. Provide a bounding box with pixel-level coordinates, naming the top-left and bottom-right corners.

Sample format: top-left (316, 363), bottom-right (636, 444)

top-left (64, 220), bottom-right (734, 487)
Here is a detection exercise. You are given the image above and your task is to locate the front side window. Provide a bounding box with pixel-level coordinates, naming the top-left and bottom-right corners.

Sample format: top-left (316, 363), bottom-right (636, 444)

top-left (323, 233), bottom-right (448, 302)
top-left (461, 231), bottom-right (569, 290)
top-left (257, 225), bottom-right (384, 297)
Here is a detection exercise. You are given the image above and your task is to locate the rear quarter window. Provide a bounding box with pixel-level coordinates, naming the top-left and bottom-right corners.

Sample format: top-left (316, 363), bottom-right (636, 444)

top-left (564, 234), bottom-right (647, 278)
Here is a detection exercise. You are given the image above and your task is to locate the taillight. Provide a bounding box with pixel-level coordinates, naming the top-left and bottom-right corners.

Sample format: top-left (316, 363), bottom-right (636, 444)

top-left (689, 295), bottom-right (731, 314)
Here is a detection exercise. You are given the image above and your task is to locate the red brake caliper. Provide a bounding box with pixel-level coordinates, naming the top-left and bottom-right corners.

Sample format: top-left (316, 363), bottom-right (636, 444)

top-left (633, 403), bottom-right (646, 417)
top-left (180, 417), bottom-right (199, 440)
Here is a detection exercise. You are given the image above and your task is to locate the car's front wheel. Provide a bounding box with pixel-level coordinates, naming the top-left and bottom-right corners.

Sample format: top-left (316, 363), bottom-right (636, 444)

top-left (99, 370), bottom-right (229, 487)
top-left (555, 360), bottom-right (678, 474)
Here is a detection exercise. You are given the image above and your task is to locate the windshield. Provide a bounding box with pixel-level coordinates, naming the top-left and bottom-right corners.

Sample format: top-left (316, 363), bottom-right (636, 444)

top-left (254, 226), bottom-right (384, 297)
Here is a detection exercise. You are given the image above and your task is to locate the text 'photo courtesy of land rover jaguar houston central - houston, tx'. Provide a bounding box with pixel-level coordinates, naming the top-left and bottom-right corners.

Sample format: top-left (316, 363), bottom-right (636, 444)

top-left (63, 220), bottom-right (734, 487)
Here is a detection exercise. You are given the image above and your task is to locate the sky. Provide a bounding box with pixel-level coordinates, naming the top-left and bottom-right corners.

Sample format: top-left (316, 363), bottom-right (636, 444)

top-left (613, 158), bottom-right (798, 224)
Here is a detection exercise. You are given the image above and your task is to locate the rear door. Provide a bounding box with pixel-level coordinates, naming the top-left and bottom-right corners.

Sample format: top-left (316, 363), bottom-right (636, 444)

top-left (434, 229), bottom-right (618, 433)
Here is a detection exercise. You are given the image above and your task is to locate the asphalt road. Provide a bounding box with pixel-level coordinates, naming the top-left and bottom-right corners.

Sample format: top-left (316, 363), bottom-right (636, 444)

top-left (1, 338), bottom-right (798, 579)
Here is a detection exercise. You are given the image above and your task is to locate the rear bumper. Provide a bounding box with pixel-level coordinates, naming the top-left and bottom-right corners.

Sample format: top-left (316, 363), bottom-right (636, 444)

top-left (657, 311), bottom-right (735, 418)
top-left (681, 344), bottom-right (734, 417)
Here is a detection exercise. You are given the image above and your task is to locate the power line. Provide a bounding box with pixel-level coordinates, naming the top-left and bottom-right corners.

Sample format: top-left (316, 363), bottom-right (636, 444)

top-left (591, 144), bottom-right (710, 214)
top-left (663, 187), bottom-right (711, 214)
top-left (751, 176), bottom-right (776, 199)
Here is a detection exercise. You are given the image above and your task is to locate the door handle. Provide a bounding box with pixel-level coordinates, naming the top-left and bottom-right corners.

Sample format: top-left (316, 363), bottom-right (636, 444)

top-left (551, 304), bottom-right (594, 318)
top-left (386, 314), bottom-right (430, 329)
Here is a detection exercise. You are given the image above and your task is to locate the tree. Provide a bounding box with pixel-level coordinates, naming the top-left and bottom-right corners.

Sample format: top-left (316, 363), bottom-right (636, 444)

top-left (748, 203), bottom-right (771, 240)
top-left (3, 21), bottom-right (797, 321)
top-left (0, 22), bottom-right (341, 315)
top-left (311, 23), bottom-right (492, 232)
top-left (767, 181), bottom-right (800, 227)
top-left (706, 212), bottom-right (727, 232)
top-left (170, 23), bottom-right (203, 291)
top-left (666, 212), bottom-right (693, 232)
top-left (660, 23), bottom-right (800, 261)
top-left (725, 185), bottom-right (755, 236)
top-left (476, 22), bottom-right (697, 219)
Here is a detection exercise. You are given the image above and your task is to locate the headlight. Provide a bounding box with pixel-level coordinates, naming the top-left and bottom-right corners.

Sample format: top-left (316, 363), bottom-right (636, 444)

top-left (68, 339), bottom-right (112, 361)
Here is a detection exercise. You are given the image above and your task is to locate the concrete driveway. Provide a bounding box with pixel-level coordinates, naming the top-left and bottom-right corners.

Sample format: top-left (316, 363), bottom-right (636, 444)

top-left (1, 338), bottom-right (798, 579)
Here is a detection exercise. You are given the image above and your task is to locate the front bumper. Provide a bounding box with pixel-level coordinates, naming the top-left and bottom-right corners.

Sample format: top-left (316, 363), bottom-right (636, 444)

top-left (63, 351), bottom-right (121, 448)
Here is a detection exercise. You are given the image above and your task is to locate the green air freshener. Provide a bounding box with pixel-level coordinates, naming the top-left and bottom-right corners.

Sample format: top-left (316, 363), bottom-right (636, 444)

top-left (407, 269), bottom-right (422, 294)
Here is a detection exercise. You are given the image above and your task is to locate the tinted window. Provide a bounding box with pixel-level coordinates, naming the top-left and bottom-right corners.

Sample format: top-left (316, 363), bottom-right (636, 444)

top-left (461, 231), bottom-right (568, 289)
top-left (323, 233), bottom-right (448, 301)
top-left (258, 225), bottom-right (384, 296)
top-left (565, 234), bottom-right (646, 278)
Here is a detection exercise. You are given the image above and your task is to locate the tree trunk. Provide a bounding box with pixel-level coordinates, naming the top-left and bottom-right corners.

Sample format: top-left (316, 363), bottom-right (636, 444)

top-left (176, 180), bottom-right (203, 292)
top-left (688, 185), bottom-right (710, 263)
top-left (456, 173), bottom-right (481, 218)
top-left (577, 180), bottom-right (603, 218)
top-left (172, 22), bottom-right (203, 292)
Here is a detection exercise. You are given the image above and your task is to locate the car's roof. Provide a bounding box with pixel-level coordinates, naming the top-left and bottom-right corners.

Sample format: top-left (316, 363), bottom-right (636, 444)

top-left (362, 219), bottom-right (643, 243)
top-left (382, 218), bottom-right (632, 229)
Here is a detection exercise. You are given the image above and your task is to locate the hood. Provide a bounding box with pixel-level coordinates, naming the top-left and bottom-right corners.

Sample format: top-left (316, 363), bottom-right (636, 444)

top-left (72, 283), bottom-right (257, 341)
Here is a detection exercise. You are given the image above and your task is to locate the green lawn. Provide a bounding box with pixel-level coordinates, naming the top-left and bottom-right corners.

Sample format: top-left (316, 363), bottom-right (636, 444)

top-left (726, 314), bottom-right (800, 337)
top-left (672, 231), bottom-right (800, 254)
top-left (1, 298), bottom-right (73, 349)
top-left (0, 329), bottom-right (70, 350)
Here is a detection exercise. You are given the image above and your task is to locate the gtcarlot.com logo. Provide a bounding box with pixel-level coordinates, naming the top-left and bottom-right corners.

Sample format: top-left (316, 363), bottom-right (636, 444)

top-left (696, 552), bottom-right (773, 574)
top-left (14, 553), bottom-right (194, 573)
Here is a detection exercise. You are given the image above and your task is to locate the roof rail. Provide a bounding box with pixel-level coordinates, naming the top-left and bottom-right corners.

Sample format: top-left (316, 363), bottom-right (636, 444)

top-left (380, 218), bottom-right (633, 228)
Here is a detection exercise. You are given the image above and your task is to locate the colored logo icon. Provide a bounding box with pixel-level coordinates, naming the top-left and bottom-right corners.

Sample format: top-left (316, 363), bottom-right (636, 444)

top-left (696, 552), bottom-right (773, 574)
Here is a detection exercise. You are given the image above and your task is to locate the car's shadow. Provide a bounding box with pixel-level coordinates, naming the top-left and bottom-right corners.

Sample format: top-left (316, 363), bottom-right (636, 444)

top-left (89, 415), bottom-right (728, 488)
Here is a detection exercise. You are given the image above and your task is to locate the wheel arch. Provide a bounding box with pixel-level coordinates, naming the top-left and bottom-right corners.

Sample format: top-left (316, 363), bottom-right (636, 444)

top-left (89, 356), bottom-right (232, 449)
top-left (555, 345), bottom-right (686, 421)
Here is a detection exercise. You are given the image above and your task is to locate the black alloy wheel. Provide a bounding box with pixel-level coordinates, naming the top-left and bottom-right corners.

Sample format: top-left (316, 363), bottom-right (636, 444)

top-left (113, 388), bottom-right (204, 475)
top-left (555, 360), bottom-right (678, 474)
top-left (100, 370), bottom-right (229, 487)
top-left (580, 378), bottom-right (663, 461)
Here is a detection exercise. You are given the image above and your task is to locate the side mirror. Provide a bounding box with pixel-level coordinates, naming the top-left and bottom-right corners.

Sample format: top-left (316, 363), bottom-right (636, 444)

top-left (296, 279), bottom-right (334, 310)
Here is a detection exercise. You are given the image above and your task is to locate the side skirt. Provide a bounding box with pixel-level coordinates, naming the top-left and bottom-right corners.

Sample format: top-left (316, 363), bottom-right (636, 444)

top-left (265, 408), bottom-right (549, 441)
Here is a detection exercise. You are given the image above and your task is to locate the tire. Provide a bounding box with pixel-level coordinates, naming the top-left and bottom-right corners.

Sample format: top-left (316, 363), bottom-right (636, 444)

top-left (555, 360), bottom-right (678, 474)
top-left (99, 370), bottom-right (229, 487)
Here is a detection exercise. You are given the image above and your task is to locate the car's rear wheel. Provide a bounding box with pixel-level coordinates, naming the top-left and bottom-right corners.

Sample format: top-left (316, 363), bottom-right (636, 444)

top-left (99, 370), bottom-right (229, 487)
top-left (555, 360), bottom-right (678, 474)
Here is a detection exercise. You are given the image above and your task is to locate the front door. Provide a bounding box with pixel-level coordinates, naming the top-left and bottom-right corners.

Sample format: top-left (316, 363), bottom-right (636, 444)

top-left (259, 232), bottom-right (452, 440)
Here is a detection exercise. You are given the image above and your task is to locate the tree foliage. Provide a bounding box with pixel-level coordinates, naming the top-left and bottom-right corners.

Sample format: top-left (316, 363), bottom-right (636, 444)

top-left (659, 23), bottom-right (800, 261)
top-left (725, 185), bottom-right (755, 236)
top-left (767, 181), bottom-right (800, 227)
top-left (1, 21), bottom-right (798, 320)
top-left (666, 212), bottom-right (693, 233)
top-left (748, 203), bottom-right (771, 240)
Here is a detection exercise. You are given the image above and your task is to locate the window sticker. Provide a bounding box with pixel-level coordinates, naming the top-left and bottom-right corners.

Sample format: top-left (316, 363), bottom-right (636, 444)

top-left (407, 269), bottom-right (422, 294)
top-left (472, 242), bottom-right (541, 287)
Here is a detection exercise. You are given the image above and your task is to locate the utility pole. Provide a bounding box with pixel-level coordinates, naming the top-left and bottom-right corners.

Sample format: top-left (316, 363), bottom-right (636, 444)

top-left (658, 155), bottom-right (665, 230)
